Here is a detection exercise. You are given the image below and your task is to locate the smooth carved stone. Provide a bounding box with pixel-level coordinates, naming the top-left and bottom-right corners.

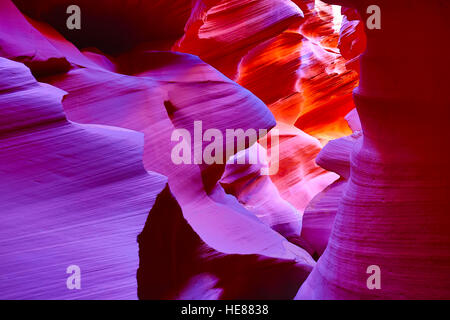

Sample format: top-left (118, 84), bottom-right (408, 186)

top-left (300, 112), bottom-right (361, 259)
top-left (237, 31), bottom-right (305, 114)
top-left (236, 1), bottom-right (359, 141)
top-left (0, 58), bottom-right (168, 299)
top-left (316, 133), bottom-right (361, 180)
top-left (298, 0), bottom-right (450, 299)
top-left (220, 143), bottom-right (302, 239)
top-left (265, 123), bottom-right (339, 215)
top-left (0, 0), bottom-right (119, 74)
top-left (43, 50), bottom-right (316, 299)
top-left (295, 0), bottom-right (339, 49)
top-left (137, 184), bottom-right (314, 300)
top-left (292, 40), bottom-right (358, 141)
top-left (337, 7), bottom-right (366, 73)
top-left (47, 50), bottom-right (277, 190)
top-left (301, 178), bottom-right (347, 258)
top-left (344, 108), bottom-right (361, 132)
top-left (174, 0), bottom-right (304, 80)
top-left (0, 0), bottom-right (70, 76)
top-left (25, 17), bottom-right (116, 71)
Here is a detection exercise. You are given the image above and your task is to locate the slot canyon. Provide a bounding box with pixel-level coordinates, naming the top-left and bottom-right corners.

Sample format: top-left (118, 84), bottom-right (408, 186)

top-left (0, 0), bottom-right (448, 300)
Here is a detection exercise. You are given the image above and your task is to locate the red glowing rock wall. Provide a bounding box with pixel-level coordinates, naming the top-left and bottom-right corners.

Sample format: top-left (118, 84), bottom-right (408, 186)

top-left (297, 0), bottom-right (450, 299)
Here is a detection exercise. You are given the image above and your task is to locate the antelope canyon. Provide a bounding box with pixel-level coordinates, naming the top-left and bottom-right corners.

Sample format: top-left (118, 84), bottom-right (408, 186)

top-left (0, 0), bottom-right (449, 301)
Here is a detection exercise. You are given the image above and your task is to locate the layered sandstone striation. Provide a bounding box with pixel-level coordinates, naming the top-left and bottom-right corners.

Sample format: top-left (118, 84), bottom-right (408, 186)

top-left (0, 57), bottom-right (168, 299)
top-left (1, 0), bottom-right (325, 299)
top-left (298, 0), bottom-right (450, 299)
top-left (2, 0), bottom-right (443, 300)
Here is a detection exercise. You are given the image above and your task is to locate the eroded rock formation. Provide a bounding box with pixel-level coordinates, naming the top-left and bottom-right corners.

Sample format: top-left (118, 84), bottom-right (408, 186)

top-left (0, 57), bottom-right (168, 299)
top-left (2, 0), bottom-right (445, 300)
top-left (297, 0), bottom-right (450, 299)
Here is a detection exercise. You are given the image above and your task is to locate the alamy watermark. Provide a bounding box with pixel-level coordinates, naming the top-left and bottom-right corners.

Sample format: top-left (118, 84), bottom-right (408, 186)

top-left (170, 121), bottom-right (279, 176)
top-left (65, 4), bottom-right (381, 31)
top-left (66, 265), bottom-right (81, 290)
top-left (366, 265), bottom-right (381, 290)
top-left (66, 5), bottom-right (81, 30)
top-left (366, 5), bottom-right (381, 30)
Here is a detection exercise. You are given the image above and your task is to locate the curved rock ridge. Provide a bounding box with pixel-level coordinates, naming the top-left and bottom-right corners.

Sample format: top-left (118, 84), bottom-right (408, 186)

top-left (41, 50), bottom-right (316, 298)
top-left (0, 0), bottom-right (70, 76)
top-left (25, 16), bottom-right (116, 72)
top-left (231, 1), bottom-right (359, 142)
top-left (45, 49), bottom-right (276, 189)
top-left (265, 123), bottom-right (339, 214)
top-left (218, 120), bottom-right (344, 254)
top-left (174, 0), bottom-right (360, 142)
top-left (138, 184), bottom-right (314, 299)
top-left (293, 0), bottom-right (339, 49)
top-left (301, 129), bottom-right (361, 257)
top-left (220, 143), bottom-right (302, 239)
top-left (292, 41), bottom-right (357, 142)
top-left (237, 27), bottom-right (358, 142)
top-left (0, 58), bottom-right (168, 299)
top-left (298, 0), bottom-right (450, 299)
top-left (337, 7), bottom-right (366, 73)
top-left (316, 132), bottom-right (361, 180)
top-left (300, 179), bottom-right (346, 258)
top-left (1, 0), bottom-right (121, 75)
top-left (237, 30), bottom-right (305, 125)
top-left (344, 108), bottom-right (361, 133)
top-left (174, 0), bottom-right (305, 80)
